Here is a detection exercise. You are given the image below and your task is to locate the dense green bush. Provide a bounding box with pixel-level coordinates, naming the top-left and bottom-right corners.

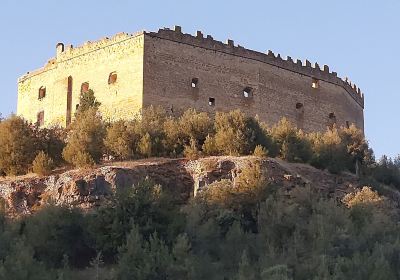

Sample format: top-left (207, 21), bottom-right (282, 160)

top-left (104, 120), bottom-right (141, 160)
top-left (270, 118), bottom-right (312, 163)
top-left (62, 107), bottom-right (105, 167)
top-left (0, 115), bottom-right (38, 175)
top-left (32, 151), bottom-right (54, 176)
top-left (21, 206), bottom-right (93, 269)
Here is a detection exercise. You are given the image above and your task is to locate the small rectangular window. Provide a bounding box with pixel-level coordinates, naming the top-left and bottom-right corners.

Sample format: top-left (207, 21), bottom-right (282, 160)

top-left (38, 87), bottom-right (46, 99)
top-left (312, 78), bottom-right (319, 89)
top-left (208, 97), bottom-right (215, 106)
top-left (81, 82), bottom-right (89, 94)
top-left (37, 111), bottom-right (44, 126)
top-left (243, 87), bottom-right (252, 98)
top-left (191, 78), bottom-right (199, 88)
top-left (108, 72), bottom-right (117, 84)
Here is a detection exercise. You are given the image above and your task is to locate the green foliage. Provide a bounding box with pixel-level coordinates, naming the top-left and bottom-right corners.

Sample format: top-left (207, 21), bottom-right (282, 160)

top-left (0, 115), bottom-right (38, 175)
top-left (86, 179), bottom-right (185, 262)
top-left (270, 118), bottom-right (312, 163)
top-left (308, 128), bottom-right (348, 173)
top-left (32, 151), bottom-right (54, 176)
top-left (370, 156), bottom-right (400, 189)
top-left (138, 132), bottom-right (152, 157)
top-left (104, 120), bottom-right (141, 160)
top-left (236, 250), bottom-right (256, 280)
top-left (21, 206), bottom-right (93, 268)
top-left (34, 126), bottom-right (66, 166)
top-left (62, 107), bottom-right (105, 167)
top-left (0, 240), bottom-right (53, 280)
top-left (212, 110), bottom-right (257, 155)
top-left (75, 89), bottom-right (100, 115)
top-left (184, 138), bottom-right (201, 159)
top-left (253, 144), bottom-right (268, 157)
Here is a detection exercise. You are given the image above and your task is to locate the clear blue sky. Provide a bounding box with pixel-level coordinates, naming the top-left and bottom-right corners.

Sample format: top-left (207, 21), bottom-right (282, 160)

top-left (0, 0), bottom-right (399, 159)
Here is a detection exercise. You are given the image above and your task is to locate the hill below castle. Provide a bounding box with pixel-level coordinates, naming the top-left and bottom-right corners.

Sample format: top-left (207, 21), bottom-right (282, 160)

top-left (0, 156), bottom-right (364, 217)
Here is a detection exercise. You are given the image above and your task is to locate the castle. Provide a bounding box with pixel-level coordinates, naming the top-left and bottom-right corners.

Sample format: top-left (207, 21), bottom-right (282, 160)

top-left (17, 26), bottom-right (364, 132)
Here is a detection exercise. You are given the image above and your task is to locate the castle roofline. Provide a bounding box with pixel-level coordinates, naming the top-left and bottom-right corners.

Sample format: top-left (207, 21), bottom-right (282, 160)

top-left (18, 26), bottom-right (364, 108)
top-left (146, 26), bottom-right (364, 108)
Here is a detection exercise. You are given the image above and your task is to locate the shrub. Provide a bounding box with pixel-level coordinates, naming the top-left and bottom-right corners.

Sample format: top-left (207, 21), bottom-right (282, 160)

top-left (140, 106), bottom-right (167, 156)
top-left (202, 134), bottom-right (218, 156)
top-left (104, 120), bottom-right (140, 160)
top-left (34, 126), bottom-right (66, 166)
top-left (22, 206), bottom-right (93, 268)
top-left (32, 151), bottom-right (54, 176)
top-left (270, 118), bottom-right (312, 163)
top-left (213, 110), bottom-right (254, 155)
top-left (308, 128), bottom-right (348, 174)
top-left (0, 115), bottom-right (38, 175)
top-left (138, 132), bottom-right (152, 158)
top-left (178, 109), bottom-right (213, 146)
top-left (253, 145), bottom-right (268, 158)
top-left (183, 138), bottom-right (201, 160)
top-left (62, 108), bottom-right (105, 167)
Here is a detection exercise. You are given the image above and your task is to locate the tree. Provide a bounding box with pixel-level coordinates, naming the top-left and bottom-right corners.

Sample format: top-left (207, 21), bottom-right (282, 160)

top-left (270, 118), bottom-right (311, 163)
top-left (236, 250), bottom-right (256, 280)
top-left (0, 115), bottom-right (38, 175)
top-left (75, 89), bottom-right (100, 115)
top-left (0, 240), bottom-right (52, 280)
top-left (62, 107), bottom-right (105, 167)
top-left (104, 120), bottom-right (140, 160)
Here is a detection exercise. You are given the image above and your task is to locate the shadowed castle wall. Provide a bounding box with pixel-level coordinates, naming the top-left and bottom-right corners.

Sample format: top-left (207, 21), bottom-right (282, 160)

top-left (143, 27), bottom-right (364, 132)
top-left (17, 33), bottom-right (144, 127)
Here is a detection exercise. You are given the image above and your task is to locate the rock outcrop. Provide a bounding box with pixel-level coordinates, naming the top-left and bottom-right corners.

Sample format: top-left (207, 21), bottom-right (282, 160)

top-left (0, 156), bottom-right (361, 217)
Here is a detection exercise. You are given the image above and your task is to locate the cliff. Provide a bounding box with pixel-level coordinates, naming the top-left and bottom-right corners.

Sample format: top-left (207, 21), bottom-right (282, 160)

top-left (0, 156), bottom-right (362, 217)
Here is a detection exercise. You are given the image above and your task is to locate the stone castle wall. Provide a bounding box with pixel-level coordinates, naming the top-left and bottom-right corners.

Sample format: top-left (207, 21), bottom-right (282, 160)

top-left (143, 26), bottom-right (364, 132)
top-left (17, 26), bottom-right (364, 132)
top-left (18, 32), bottom-right (145, 127)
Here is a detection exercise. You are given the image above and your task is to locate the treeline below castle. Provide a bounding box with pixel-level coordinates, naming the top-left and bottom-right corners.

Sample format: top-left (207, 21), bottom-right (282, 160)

top-left (0, 90), bottom-right (399, 190)
top-left (0, 90), bottom-right (400, 279)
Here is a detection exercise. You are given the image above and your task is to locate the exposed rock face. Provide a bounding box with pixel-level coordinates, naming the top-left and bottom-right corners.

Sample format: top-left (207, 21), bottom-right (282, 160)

top-left (0, 157), bottom-right (361, 217)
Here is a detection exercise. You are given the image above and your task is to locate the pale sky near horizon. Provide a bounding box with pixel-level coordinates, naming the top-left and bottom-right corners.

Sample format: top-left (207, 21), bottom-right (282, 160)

top-left (0, 0), bottom-right (399, 159)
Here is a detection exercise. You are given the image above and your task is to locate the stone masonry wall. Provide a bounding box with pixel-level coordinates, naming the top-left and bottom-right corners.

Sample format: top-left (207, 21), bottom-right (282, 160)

top-left (143, 27), bottom-right (364, 132)
top-left (17, 26), bottom-right (364, 132)
top-left (17, 32), bottom-right (145, 127)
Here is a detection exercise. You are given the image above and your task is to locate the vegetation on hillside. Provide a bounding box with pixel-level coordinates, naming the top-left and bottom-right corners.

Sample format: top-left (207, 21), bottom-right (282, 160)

top-left (0, 90), bottom-right (400, 278)
top-left (0, 173), bottom-right (399, 279)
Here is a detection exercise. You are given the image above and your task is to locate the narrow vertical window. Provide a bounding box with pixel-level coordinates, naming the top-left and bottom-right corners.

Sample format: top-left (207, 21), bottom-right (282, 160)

top-left (108, 72), bottom-right (117, 84)
top-left (295, 103), bottom-right (304, 129)
top-left (191, 78), bottom-right (199, 88)
top-left (208, 97), bottom-right (215, 106)
top-left (37, 111), bottom-right (44, 126)
top-left (66, 76), bottom-right (73, 126)
top-left (243, 87), bottom-right (252, 98)
top-left (328, 112), bottom-right (336, 128)
top-left (81, 82), bottom-right (89, 94)
top-left (38, 87), bottom-right (46, 99)
top-left (312, 78), bottom-right (319, 89)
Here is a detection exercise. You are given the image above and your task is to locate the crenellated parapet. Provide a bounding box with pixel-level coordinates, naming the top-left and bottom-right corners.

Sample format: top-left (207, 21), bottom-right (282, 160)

top-left (146, 26), bottom-right (364, 108)
top-left (18, 31), bottom-right (145, 83)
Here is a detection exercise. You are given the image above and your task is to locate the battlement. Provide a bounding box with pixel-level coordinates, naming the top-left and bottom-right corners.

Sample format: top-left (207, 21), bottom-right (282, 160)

top-left (146, 26), bottom-right (364, 108)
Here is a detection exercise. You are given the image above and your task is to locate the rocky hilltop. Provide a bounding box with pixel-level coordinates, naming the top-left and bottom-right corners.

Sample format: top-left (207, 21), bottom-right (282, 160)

top-left (0, 156), bottom-right (361, 217)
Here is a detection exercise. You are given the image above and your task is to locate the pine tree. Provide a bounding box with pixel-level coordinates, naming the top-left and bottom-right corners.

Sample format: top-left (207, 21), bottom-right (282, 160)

top-left (236, 250), bottom-right (256, 280)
